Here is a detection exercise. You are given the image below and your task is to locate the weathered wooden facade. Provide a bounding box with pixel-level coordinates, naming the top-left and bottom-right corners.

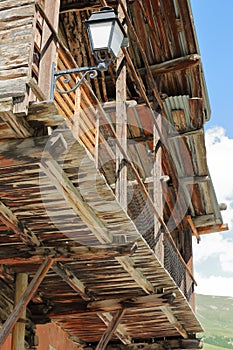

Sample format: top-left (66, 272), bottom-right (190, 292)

top-left (0, 0), bottom-right (228, 349)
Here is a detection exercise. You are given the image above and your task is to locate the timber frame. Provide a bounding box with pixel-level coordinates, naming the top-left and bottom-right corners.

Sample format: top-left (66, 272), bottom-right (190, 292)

top-left (0, 0), bottom-right (227, 349)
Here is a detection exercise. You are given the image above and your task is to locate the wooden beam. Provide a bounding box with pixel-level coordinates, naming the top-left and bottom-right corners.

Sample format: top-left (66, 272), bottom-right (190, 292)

top-left (48, 292), bottom-right (175, 316)
top-left (26, 77), bottom-right (47, 101)
top-left (40, 158), bottom-right (113, 244)
top-left (97, 313), bottom-right (131, 345)
top-left (139, 54), bottom-right (200, 76)
top-left (187, 215), bottom-right (200, 243)
top-left (0, 258), bottom-right (53, 347)
top-left (0, 78), bottom-right (27, 99)
top-left (27, 100), bottom-right (65, 126)
top-left (52, 262), bottom-right (90, 301)
top-left (116, 256), bottom-right (155, 294)
top-left (0, 243), bottom-right (136, 264)
top-left (95, 309), bottom-right (126, 350)
top-left (51, 264), bottom-right (132, 344)
top-left (180, 176), bottom-right (209, 184)
top-left (0, 201), bottom-right (40, 246)
top-left (192, 214), bottom-right (221, 228)
top-left (11, 273), bottom-right (28, 350)
top-left (196, 223), bottom-right (228, 235)
top-left (38, 0), bottom-right (60, 98)
top-left (115, 0), bottom-right (127, 210)
top-left (160, 306), bottom-right (188, 339)
top-left (118, 0), bottom-right (164, 110)
top-left (94, 338), bottom-right (204, 349)
top-left (88, 293), bottom-right (175, 313)
top-left (153, 114), bottom-right (164, 264)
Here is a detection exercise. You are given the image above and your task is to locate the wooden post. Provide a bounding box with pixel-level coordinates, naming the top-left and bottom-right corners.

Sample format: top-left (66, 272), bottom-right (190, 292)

top-left (115, 1), bottom-right (127, 210)
top-left (11, 273), bottom-right (28, 350)
top-left (153, 115), bottom-right (164, 264)
top-left (38, 0), bottom-right (60, 99)
top-left (95, 309), bottom-right (126, 350)
top-left (0, 258), bottom-right (53, 348)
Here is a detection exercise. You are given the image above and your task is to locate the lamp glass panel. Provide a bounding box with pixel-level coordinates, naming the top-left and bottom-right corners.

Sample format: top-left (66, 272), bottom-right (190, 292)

top-left (110, 22), bottom-right (124, 57)
top-left (89, 22), bottom-right (112, 50)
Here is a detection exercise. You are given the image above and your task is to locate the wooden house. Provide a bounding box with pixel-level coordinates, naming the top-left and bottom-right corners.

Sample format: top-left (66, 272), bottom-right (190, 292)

top-left (0, 0), bottom-right (228, 349)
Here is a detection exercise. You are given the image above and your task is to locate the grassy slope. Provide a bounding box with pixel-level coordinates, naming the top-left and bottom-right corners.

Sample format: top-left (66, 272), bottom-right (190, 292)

top-left (195, 294), bottom-right (233, 349)
top-left (204, 344), bottom-right (229, 350)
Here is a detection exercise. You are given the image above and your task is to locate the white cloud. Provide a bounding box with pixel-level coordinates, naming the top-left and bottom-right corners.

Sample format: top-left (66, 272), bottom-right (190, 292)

top-left (205, 126), bottom-right (233, 227)
top-left (193, 233), bottom-right (233, 273)
top-left (193, 126), bottom-right (233, 296)
top-left (194, 272), bottom-right (233, 298)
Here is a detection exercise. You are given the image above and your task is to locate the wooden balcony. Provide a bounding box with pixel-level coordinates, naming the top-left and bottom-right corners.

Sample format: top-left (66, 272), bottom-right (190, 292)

top-left (0, 1), bottom-right (228, 349)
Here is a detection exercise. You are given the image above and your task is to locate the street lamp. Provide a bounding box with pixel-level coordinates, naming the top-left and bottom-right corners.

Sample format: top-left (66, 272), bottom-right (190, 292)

top-left (51, 6), bottom-right (128, 99)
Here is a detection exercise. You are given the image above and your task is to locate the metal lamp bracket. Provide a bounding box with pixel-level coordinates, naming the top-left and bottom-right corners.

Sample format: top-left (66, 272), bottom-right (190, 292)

top-left (50, 60), bottom-right (110, 99)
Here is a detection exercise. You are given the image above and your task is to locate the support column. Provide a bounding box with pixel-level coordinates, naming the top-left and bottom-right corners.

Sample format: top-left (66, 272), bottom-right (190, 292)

top-left (38, 0), bottom-right (60, 99)
top-left (153, 115), bottom-right (164, 264)
top-left (115, 1), bottom-right (127, 210)
top-left (0, 258), bottom-right (53, 347)
top-left (95, 309), bottom-right (126, 350)
top-left (11, 273), bottom-right (28, 350)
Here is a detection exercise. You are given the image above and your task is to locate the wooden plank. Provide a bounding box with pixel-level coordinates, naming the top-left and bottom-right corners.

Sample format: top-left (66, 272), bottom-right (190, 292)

top-left (95, 309), bottom-right (126, 350)
top-left (11, 273), bottom-right (28, 350)
top-left (0, 258), bottom-right (53, 348)
top-left (171, 109), bottom-right (187, 132)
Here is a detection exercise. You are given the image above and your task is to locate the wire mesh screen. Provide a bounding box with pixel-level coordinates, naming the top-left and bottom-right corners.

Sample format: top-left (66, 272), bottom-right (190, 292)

top-left (163, 233), bottom-right (194, 301)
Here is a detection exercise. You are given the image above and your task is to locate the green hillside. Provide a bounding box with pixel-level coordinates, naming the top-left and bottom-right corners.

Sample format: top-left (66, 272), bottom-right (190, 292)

top-left (195, 294), bottom-right (233, 349)
top-left (204, 344), bottom-right (229, 350)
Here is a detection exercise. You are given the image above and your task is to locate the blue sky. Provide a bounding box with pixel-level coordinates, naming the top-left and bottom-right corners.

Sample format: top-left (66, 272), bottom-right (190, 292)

top-left (190, 0), bottom-right (233, 138)
top-left (190, 1), bottom-right (233, 297)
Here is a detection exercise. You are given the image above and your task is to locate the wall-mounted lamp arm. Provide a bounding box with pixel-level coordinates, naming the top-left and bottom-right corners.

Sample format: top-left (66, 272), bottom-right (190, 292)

top-left (50, 61), bottom-right (110, 99)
